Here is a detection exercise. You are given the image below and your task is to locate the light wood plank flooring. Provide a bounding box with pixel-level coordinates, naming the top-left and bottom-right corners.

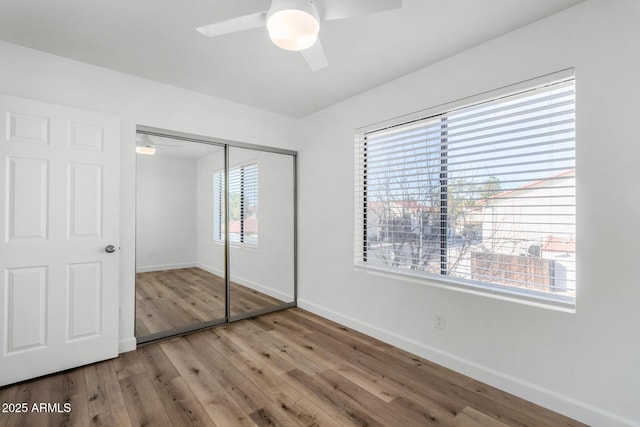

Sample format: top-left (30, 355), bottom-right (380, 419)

top-left (0, 308), bottom-right (586, 427)
top-left (136, 267), bottom-right (285, 336)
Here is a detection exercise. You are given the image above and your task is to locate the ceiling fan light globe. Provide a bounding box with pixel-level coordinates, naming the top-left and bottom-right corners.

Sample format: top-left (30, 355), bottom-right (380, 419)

top-left (267, 9), bottom-right (319, 51)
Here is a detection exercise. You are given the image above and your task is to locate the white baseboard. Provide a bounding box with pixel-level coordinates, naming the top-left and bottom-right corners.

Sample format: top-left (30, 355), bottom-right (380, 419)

top-left (197, 262), bottom-right (294, 302)
top-left (135, 262), bottom-right (197, 273)
top-left (231, 275), bottom-right (294, 302)
top-left (196, 262), bottom-right (223, 277)
top-left (118, 336), bottom-right (136, 354)
top-left (297, 299), bottom-right (638, 427)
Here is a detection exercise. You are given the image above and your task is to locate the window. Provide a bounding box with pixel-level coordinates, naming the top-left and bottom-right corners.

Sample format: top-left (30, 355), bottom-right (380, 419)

top-left (214, 162), bottom-right (258, 245)
top-left (355, 72), bottom-right (576, 306)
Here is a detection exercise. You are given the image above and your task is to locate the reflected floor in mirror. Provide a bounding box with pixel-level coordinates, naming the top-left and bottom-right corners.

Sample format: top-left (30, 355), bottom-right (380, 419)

top-left (135, 267), bottom-right (284, 337)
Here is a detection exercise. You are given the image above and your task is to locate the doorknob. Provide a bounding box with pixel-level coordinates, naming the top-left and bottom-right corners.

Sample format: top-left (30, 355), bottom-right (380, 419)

top-left (105, 245), bottom-right (116, 253)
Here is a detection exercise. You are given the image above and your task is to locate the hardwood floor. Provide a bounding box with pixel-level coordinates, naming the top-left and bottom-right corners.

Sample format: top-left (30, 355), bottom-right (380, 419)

top-left (136, 267), bottom-right (285, 336)
top-left (0, 308), bottom-right (586, 427)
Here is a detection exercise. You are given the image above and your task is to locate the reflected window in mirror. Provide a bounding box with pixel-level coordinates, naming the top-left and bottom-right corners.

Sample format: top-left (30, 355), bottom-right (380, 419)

top-left (214, 161), bottom-right (259, 246)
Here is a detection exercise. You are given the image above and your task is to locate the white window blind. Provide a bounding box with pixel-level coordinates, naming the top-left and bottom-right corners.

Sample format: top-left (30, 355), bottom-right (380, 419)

top-left (355, 75), bottom-right (576, 305)
top-left (214, 162), bottom-right (259, 245)
top-left (213, 171), bottom-right (224, 241)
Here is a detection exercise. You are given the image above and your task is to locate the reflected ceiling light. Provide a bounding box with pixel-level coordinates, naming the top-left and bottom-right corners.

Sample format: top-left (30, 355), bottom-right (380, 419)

top-left (136, 134), bottom-right (156, 155)
top-left (136, 145), bottom-right (156, 155)
top-left (266, 0), bottom-right (319, 51)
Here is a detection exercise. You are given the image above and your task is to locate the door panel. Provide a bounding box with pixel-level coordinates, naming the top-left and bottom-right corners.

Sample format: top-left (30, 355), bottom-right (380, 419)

top-left (69, 122), bottom-right (104, 151)
top-left (0, 94), bottom-right (120, 386)
top-left (67, 262), bottom-right (102, 341)
top-left (6, 266), bottom-right (47, 353)
top-left (7, 157), bottom-right (48, 240)
top-left (69, 163), bottom-right (103, 238)
top-left (7, 111), bottom-right (49, 145)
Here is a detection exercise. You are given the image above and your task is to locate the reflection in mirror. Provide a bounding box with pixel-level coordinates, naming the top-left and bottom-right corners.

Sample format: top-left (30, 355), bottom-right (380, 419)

top-left (135, 135), bottom-right (226, 338)
top-left (228, 147), bottom-right (295, 319)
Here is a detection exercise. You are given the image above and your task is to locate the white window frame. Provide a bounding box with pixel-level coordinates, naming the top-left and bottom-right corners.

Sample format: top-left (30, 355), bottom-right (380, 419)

top-left (354, 69), bottom-right (576, 310)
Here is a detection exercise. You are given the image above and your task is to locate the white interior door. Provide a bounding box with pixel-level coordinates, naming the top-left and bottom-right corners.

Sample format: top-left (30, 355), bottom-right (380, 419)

top-left (0, 94), bottom-right (120, 386)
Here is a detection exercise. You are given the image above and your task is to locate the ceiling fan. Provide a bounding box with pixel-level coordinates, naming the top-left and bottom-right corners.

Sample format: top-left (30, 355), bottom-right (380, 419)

top-left (136, 134), bottom-right (182, 155)
top-left (196, 0), bottom-right (402, 71)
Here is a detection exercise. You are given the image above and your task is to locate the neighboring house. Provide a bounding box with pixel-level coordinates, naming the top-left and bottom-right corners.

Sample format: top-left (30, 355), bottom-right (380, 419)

top-left (475, 169), bottom-right (576, 292)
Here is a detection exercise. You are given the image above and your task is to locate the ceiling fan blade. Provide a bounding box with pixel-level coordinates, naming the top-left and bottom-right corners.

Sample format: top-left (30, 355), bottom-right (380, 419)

top-left (301, 38), bottom-right (328, 71)
top-left (196, 12), bottom-right (267, 37)
top-left (319, 0), bottom-right (402, 21)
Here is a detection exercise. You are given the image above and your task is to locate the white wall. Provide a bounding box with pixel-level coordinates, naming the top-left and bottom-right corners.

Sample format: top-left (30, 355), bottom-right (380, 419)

top-left (196, 148), bottom-right (295, 302)
top-left (136, 153), bottom-right (197, 272)
top-left (0, 39), bottom-right (300, 354)
top-left (297, 1), bottom-right (640, 426)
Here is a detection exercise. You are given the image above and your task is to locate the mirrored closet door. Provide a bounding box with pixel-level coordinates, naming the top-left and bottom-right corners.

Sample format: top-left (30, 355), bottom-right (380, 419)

top-left (135, 128), bottom-right (296, 344)
top-left (228, 147), bottom-right (296, 320)
top-left (135, 135), bottom-right (227, 341)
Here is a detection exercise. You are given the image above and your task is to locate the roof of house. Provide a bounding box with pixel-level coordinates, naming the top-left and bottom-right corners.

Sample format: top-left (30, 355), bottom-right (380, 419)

top-left (225, 217), bottom-right (258, 234)
top-left (542, 236), bottom-right (576, 253)
top-left (477, 169), bottom-right (575, 206)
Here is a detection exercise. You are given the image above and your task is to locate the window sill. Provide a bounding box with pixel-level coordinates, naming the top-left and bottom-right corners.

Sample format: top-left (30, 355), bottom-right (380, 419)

top-left (353, 262), bottom-right (576, 313)
top-left (214, 239), bottom-right (258, 250)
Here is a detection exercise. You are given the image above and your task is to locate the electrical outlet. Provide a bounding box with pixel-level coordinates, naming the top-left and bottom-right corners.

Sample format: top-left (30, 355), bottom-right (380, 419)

top-left (434, 313), bottom-right (446, 330)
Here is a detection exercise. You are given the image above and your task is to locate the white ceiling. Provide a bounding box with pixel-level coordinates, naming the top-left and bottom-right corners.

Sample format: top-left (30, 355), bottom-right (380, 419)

top-left (0, 0), bottom-right (584, 117)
